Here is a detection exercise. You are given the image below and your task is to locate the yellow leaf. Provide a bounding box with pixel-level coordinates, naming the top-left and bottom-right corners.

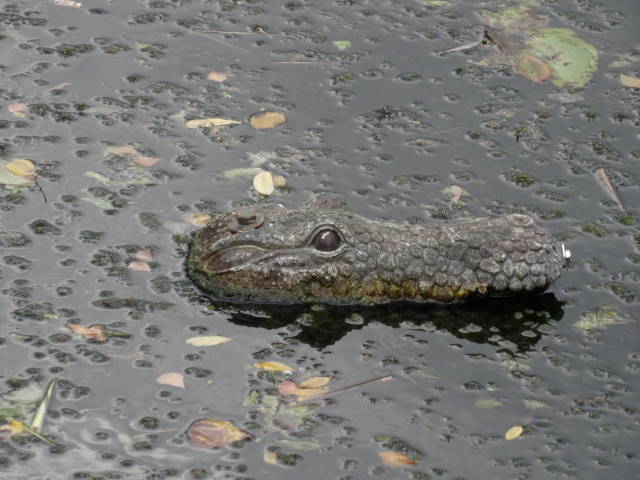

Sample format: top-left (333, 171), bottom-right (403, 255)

top-left (253, 170), bottom-right (274, 195)
top-left (249, 111), bottom-right (286, 129)
top-left (185, 335), bottom-right (232, 347)
top-left (263, 450), bottom-right (278, 465)
top-left (378, 451), bottom-right (417, 468)
top-left (5, 158), bottom-right (35, 177)
top-left (254, 361), bottom-right (293, 372)
top-left (620, 74), bottom-right (640, 88)
top-left (182, 212), bottom-right (212, 226)
top-left (187, 418), bottom-right (250, 448)
top-left (185, 117), bottom-right (241, 128)
top-left (156, 372), bottom-right (185, 389)
top-left (505, 425), bottom-right (524, 440)
top-left (298, 376), bottom-right (331, 388)
top-left (294, 387), bottom-right (326, 398)
top-left (0, 420), bottom-right (25, 436)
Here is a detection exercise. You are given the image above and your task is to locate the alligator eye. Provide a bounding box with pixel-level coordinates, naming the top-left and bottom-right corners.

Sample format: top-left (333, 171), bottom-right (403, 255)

top-left (312, 229), bottom-right (341, 252)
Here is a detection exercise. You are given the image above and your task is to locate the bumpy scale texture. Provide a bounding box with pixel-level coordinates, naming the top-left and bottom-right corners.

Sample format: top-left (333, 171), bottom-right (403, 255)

top-left (187, 194), bottom-right (565, 305)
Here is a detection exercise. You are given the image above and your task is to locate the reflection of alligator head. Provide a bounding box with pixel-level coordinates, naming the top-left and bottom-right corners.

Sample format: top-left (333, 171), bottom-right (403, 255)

top-left (187, 193), bottom-right (565, 305)
top-left (213, 293), bottom-right (564, 353)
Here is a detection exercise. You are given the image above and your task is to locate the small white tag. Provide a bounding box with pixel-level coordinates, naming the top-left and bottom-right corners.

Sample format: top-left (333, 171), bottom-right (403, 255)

top-left (561, 243), bottom-right (571, 259)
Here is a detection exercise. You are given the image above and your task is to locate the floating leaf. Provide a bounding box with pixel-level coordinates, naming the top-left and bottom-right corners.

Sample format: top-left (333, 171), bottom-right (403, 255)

top-left (0, 161), bottom-right (35, 186)
top-left (67, 323), bottom-right (108, 342)
top-left (249, 111), bottom-right (286, 129)
top-left (132, 155), bottom-right (159, 167)
top-left (187, 418), bottom-right (250, 448)
top-left (128, 261), bottom-right (151, 272)
top-left (441, 185), bottom-right (468, 204)
top-left (135, 250), bottom-right (153, 262)
top-left (523, 28), bottom-right (598, 88)
top-left (5, 158), bottom-right (36, 177)
top-left (523, 399), bottom-right (547, 410)
top-left (272, 174), bottom-right (286, 188)
top-left (255, 361), bottom-right (293, 372)
top-left (4, 384), bottom-right (43, 405)
top-left (278, 381), bottom-right (299, 395)
top-left (30, 379), bottom-right (56, 432)
top-left (594, 168), bottom-right (623, 210)
top-left (277, 438), bottom-right (321, 450)
top-left (263, 450), bottom-right (278, 465)
top-left (298, 376), bottom-right (331, 389)
top-left (156, 373), bottom-right (185, 389)
top-left (253, 170), bottom-right (275, 195)
top-left (182, 212), bottom-right (212, 226)
top-left (53, 0), bottom-right (82, 7)
top-left (185, 335), bottom-right (231, 347)
top-left (0, 420), bottom-right (25, 436)
top-left (619, 74), bottom-right (640, 88)
top-left (185, 117), bottom-right (241, 128)
top-left (207, 71), bottom-right (228, 83)
top-left (104, 145), bottom-right (138, 156)
top-left (378, 451), bottom-right (417, 468)
top-left (332, 40), bottom-right (352, 51)
top-left (8, 103), bottom-right (27, 118)
top-left (473, 396), bottom-right (503, 409)
top-left (505, 425), bottom-right (524, 440)
top-left (573, 306), bottom-right (629, 332)
top-left (514, 54), bottom-right (550, 83)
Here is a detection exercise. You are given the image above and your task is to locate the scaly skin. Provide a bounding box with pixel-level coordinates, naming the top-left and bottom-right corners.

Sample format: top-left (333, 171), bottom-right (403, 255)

top-left (186, 194), bottom-right (565, 305)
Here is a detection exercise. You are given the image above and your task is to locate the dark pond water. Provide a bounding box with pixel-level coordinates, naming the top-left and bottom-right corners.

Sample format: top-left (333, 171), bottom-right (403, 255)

top-left (1, 0), bottom-right (639, 478)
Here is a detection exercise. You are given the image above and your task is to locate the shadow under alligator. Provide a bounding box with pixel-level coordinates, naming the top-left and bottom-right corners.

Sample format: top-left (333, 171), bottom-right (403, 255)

top-left (202, 294), bottom-right (564, 354)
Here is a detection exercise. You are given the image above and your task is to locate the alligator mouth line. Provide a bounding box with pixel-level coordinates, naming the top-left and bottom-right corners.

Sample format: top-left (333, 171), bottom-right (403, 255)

top-left (204, 245), bottom-right (271, 273)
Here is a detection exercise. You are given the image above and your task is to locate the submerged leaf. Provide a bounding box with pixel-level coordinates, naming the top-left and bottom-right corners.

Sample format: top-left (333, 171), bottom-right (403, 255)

top-left (128, 261), bottom-right (151, 272)
top-left (378, 451), bottom-right (417, 468)
top-left (187, 418), bottom-right (250, 448)
top-left (513, 54), bottom-right (550, 83)
top-left (132, 155), bottom-right (159, 167)
top-left (67, 323), bottom-right (108, 342)
top-left (185, 335), bottom-right (231, 346)
top-left (8, 103), bottom-right (27, 118)
top-left (473, 396), bottom-right (503, 409)
top-left (249, 112), bottom-right (286, 129)
top-left (573, 306), bottom-right (629, 332)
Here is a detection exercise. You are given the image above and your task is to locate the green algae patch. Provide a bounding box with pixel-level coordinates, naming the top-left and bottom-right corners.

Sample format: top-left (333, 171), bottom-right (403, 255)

top-left (523, 28), bottom-right (598, 87)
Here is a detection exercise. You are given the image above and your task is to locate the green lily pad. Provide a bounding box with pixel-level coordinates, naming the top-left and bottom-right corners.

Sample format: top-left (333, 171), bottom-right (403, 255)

top-left (523, 28), bottom-right (598, 87)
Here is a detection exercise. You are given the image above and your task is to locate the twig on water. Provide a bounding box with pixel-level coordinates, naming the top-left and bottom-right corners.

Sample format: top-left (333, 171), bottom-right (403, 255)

top-left (283, 375), bottom-right (394, 405)
top-left (192, 30), bottom-right (252, 54)
top-left (193, 29), bottom-right (256, 35)
top-left (594, 167), bottom-right (623, 210)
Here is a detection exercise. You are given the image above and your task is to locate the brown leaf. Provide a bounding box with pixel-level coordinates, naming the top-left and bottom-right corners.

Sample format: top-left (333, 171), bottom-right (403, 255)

top-left (514, 55), bottom-right (550, 83)
top-left (253, 170), bottom-right (275, 195)
top-left (378, 451), bottom-right (417, 468)
top-left (187, 419), bottom-right (250, 448)
top-left (505, 425), bottom-right (524, 440)
top-left (132, 155), bottom-right (159, 167)
top-left (182, 212), bottom-right (212, 226)
top-left (8, 103), bottom-right (27, 118)
top-left (128, 261), bottom-right (151, 272)
top-left (619, 74), bottom-right (640, 88)
top-left (298, 376), bottom-right (331, 389)
top-left (156, 372), bottom-right (185, 389)
top-left (207, 71), bottom-right (228, 83)
top-left (5, 158), bottom-right (36, 177)
top-left (67, 323), bottom-right (108, 342)
top-left (278, 381), bottom-right (299, 395)
top-left (249, 111), bottom-right (286, 129)
top-left (594, 167), bottom-right (623, 210)
top-left (105, 145), bottom-right (138, 156)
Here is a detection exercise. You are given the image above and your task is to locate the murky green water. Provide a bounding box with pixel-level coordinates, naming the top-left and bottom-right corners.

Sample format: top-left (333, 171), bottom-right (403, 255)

top-left (1, 0), bottom-right (638, 478)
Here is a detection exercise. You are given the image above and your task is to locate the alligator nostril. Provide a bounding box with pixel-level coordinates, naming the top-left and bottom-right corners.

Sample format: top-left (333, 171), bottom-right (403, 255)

top-left (236, 208), bottom-right (257, 225)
